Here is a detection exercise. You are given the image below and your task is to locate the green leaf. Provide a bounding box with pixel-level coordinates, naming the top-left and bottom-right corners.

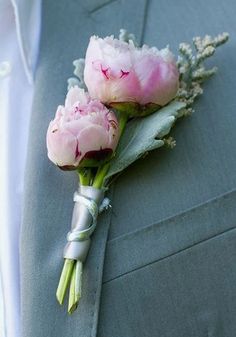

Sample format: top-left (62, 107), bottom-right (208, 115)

top-left (104, 100), bottom-right (186, 184)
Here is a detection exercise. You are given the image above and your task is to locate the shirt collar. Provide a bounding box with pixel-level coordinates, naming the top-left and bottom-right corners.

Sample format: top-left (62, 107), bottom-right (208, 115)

top-left (10, 0), bottom-right (42, 84)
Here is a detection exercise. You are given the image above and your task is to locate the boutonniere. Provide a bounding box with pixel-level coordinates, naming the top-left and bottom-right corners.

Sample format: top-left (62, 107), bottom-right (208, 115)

top-left (46, 29), bottom-right (229, 313)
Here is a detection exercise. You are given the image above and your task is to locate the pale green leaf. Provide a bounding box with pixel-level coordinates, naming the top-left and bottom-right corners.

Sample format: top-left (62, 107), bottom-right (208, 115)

top-left (104, 100), bottom-right (186, 184)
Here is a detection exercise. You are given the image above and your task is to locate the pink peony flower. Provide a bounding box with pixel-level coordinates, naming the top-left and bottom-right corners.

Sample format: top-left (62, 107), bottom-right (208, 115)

top-left (46, 86), bottom-right (119, 169)
top-left (84, 36), bottom-right (179, 107)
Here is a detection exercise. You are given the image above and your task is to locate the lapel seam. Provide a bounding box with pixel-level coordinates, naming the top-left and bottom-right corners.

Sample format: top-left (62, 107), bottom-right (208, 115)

top-left (90, 187), bottom-right (115, 337)
top-left (140, 0), bottom-right (149, 45)
top-left (107, 186), bottom-right (236, 245)
top-left (89, 0), bottom-right (119, 14)
top-left (90, 0), bottom-right (150, 334)
top-left (104, 225), bottom-right (236, 283)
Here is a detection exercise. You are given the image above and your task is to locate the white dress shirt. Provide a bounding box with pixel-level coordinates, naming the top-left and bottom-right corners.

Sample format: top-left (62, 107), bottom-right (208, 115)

top-left (0, 1), bottom-right (41, 336)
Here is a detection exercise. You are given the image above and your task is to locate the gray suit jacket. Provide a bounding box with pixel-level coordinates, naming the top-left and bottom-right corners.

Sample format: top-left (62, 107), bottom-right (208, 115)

top-left (21, 0), bottom-right (236, 336)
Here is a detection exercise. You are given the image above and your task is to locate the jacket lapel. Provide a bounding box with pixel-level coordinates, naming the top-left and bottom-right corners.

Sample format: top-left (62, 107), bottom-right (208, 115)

top-left (21, 1), bottom-right (148, 337)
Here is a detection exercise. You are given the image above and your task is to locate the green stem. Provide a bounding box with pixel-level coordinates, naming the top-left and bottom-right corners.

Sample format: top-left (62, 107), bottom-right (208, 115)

top-left (68, 264), bottom-right (76, 314)
top-left (77, 168), bottom-right (92, 186)
top-left (119, 113), bottom-right (128, 135)
top-left (56, 259), bottom-right (75, 305)
top-left (74, 260), bottom-right (83, 303)
top-left (92, 113), bottom-right (128, 189)
top-left (68, 260), bottom-right (83, 314)
top-left (92, 164), bottom-right (110, 189)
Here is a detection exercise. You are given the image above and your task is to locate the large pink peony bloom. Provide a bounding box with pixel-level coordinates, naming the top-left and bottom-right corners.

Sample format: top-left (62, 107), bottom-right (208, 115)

top-left (84, 36), bottom-right (179, 106)
top-left (46, 86), bottom-right (119, 169)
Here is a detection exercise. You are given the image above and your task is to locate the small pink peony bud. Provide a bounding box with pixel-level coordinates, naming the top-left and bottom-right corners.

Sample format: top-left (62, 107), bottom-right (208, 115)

top-left (84, 36), bottom-right (179, 108)
top-left (46, 86), bottom-right (119, 170)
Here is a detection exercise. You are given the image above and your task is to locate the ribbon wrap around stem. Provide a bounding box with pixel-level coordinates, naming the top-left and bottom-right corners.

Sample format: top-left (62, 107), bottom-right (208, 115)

top-left (63, 185), bottom-right (104, 262)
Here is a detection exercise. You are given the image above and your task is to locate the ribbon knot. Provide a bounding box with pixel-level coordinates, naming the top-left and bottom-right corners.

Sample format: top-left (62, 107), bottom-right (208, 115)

top-left (66, 190), bottom-right (111, 244)
top-left (67, 192), bottom-right (99, 242)
top-left (63, 186), bottom-right (109, 262)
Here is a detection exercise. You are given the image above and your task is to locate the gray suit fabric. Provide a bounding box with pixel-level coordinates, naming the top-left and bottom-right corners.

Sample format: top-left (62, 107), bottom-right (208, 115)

top-left (21, 0), bottom-right (236, 336)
